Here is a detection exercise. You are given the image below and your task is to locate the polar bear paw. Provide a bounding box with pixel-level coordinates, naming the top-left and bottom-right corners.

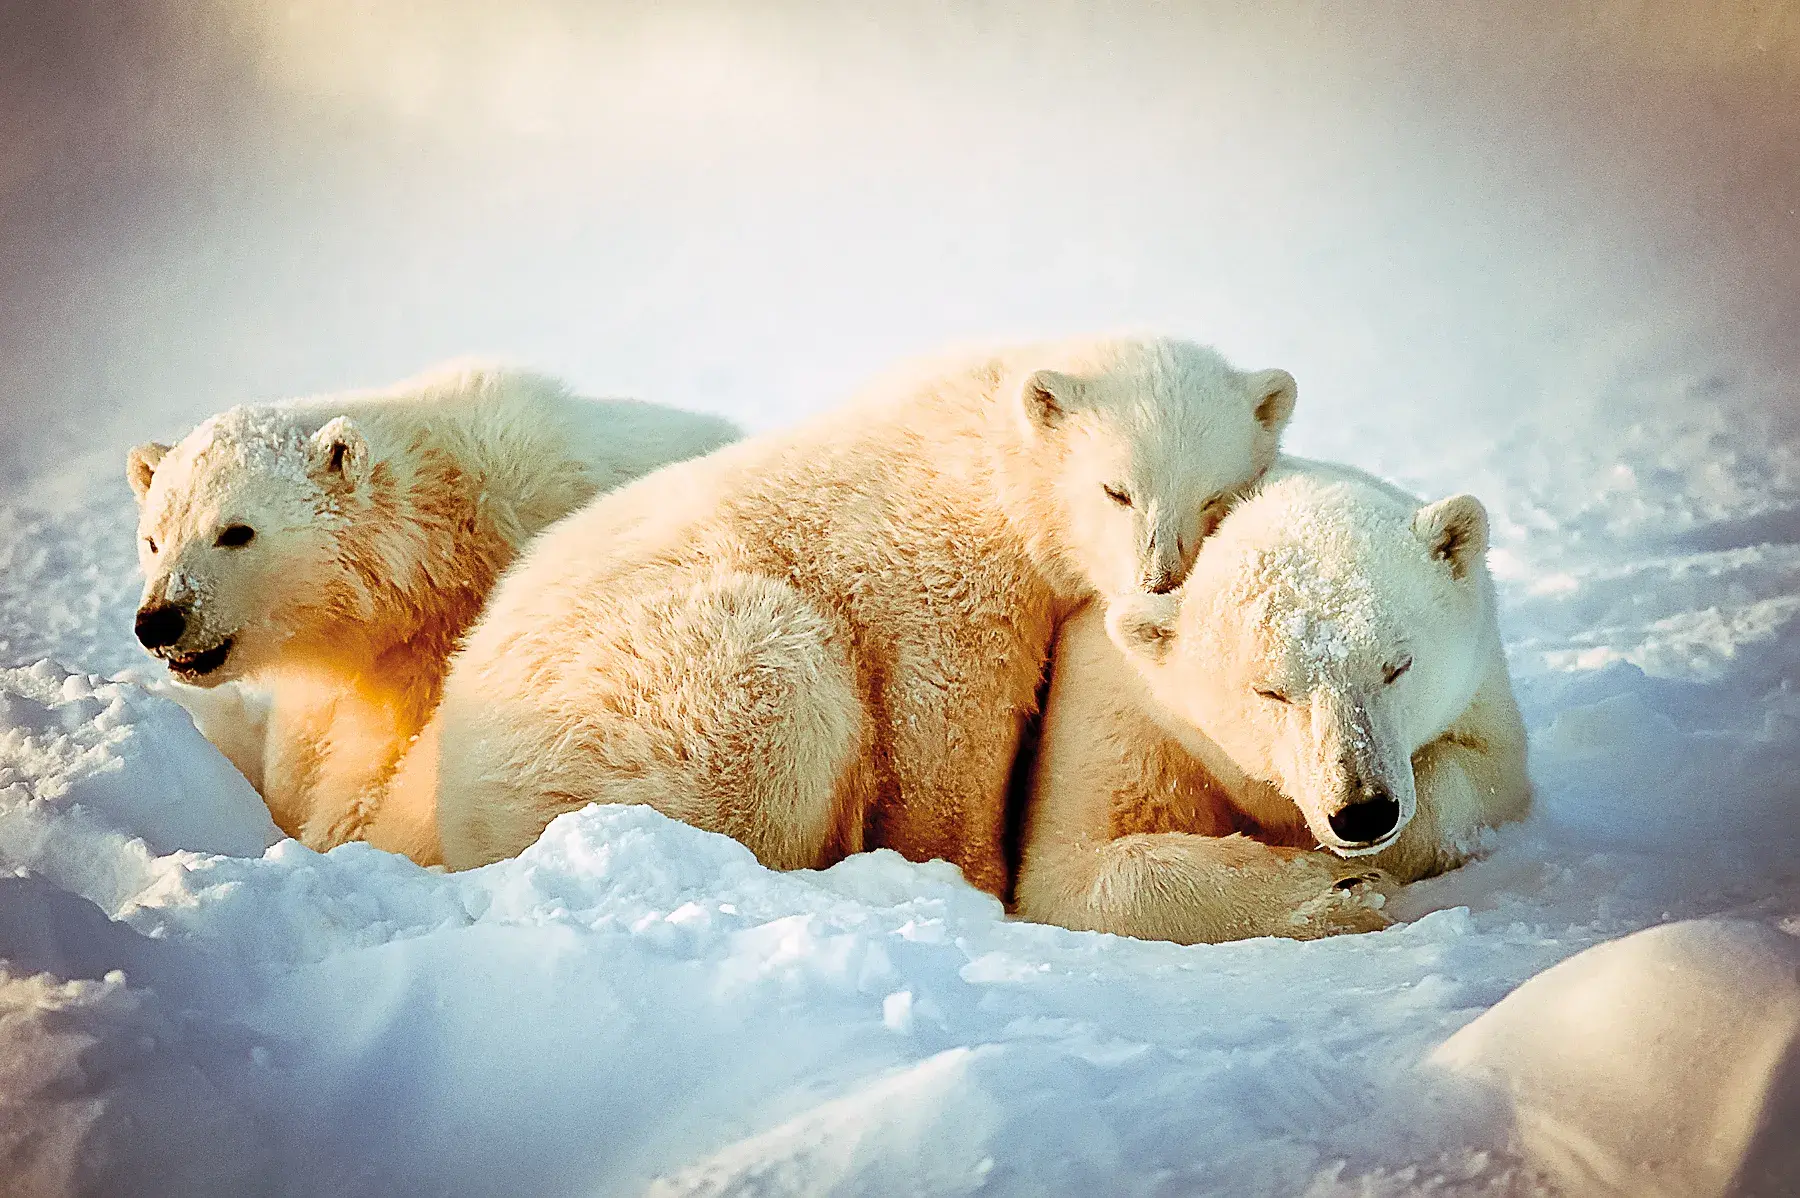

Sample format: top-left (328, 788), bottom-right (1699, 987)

top-left (1288, 860), bottom-right (1396, 938)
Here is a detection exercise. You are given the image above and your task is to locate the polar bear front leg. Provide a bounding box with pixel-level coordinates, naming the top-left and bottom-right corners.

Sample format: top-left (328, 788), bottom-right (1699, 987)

top-left (258, 672), bottom-right (422, 853)
top-left (1019, 831), bottom-right (1390, 944)
top-left (258, 684), bottom-right (329, 843)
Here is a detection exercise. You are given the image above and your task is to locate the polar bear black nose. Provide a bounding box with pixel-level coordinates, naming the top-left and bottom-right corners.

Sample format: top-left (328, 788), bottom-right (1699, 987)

top-left (1328, 795), bottom-right (1400, 845)
top-left (135, 603), bottom-right (187, 650)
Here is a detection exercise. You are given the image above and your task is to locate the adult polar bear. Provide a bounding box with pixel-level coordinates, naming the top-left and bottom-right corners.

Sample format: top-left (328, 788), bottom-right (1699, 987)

top-left (1015, 459), bottom-right (1531, 943)
top-left (127, 362), bottom-right (739, 858)
top-left (405, 338), bottom-right (1299, 892)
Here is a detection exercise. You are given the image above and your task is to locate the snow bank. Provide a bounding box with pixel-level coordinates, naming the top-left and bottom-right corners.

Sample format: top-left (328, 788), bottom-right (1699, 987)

top-left (1432, 919), bottom-right (1800, 1198)
top-left (0, 660), bottom-right (1544, 1194)
top-left (3, 650), bottom-right (1791, 1195)
top-left (0, 663), bottom-right (278, 910)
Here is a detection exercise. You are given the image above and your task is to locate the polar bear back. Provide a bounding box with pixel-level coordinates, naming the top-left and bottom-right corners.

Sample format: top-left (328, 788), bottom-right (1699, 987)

top-left (289, 360), bottom-right (739, 540)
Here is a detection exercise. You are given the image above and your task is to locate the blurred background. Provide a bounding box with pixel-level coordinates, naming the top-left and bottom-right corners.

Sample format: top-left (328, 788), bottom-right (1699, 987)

top-left (2, 1), bottom-right (1796, 512)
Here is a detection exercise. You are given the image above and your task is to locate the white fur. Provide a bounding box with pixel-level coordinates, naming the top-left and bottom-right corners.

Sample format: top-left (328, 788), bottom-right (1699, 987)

top-left (404, 336), bottom-right (1298, 886)
top-left (129, 361), bottom-right (739, 858)
top-left (1015, 457), bottom-right (1532, 943)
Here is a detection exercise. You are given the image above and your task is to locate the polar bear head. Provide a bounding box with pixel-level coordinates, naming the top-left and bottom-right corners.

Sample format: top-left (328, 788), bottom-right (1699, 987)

top-left (1106, 470), bottom-right (1494, 856)
top-left (127, 406), bottom-right (378, 685)
top-left (1007, 338), bottom-right (1296, 598)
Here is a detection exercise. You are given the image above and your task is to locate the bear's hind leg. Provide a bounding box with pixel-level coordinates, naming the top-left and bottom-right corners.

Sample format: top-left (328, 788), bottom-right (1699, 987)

top-left (640, 570), bottom-right (866, 870)
top-left (436, 570), bottom-right (863, 872)
top-left (363, 715), bottom-right (445, 866)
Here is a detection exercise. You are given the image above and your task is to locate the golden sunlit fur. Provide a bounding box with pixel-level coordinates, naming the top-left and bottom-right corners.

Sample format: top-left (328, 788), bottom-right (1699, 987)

top-left (128, 362), bottom-right (739, 859)
top-left (399, 337), bottom-right (1298, 889)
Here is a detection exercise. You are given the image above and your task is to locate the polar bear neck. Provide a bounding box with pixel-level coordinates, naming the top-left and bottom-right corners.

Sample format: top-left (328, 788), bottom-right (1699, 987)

top-left (260, 408), bottom-right (516, 699)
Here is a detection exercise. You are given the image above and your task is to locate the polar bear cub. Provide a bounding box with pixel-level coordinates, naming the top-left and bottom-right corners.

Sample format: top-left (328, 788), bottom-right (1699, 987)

top-left (410, 337), bottom-right (1299, 888)
top-left (127, 362), bottom-right (739, 858)
top-left (1015, 458), bottom-right (1531, 943)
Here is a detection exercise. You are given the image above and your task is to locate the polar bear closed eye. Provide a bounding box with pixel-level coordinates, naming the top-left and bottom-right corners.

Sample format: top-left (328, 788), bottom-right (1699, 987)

top-left (128, 361), bottom-right (739, 859)
top-left (1025, 349), bottom-right (1295, 596)
top-left (1014, 457), bottom-right (1531, 944)
top-left (396, 335), bottom-right (1298, 886)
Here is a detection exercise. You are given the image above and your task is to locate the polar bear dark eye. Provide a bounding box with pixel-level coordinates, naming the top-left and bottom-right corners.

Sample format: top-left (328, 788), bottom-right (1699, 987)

top-left (1255, 687), bottom-right (1290, 704)
top-left (1103, 485), bottom-right (1133, 508)
top-left (144, 536), bottom-right (158, 555)
top-left (1384, 657), bottom-right (1413, 685)
top-left (216, 524), bottom-right (256, 548)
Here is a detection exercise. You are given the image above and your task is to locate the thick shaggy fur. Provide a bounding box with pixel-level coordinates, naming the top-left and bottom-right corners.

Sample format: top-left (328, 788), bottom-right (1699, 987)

top-left (1015, 459), bottom-right (1532, 943)
top-left (403, 337), bottom-right (1299, 887)
top-left (127, 362), bottom-right (739, 858)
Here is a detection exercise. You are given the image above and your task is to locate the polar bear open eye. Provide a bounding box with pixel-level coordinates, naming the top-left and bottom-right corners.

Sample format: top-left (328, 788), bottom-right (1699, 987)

top-left (1103, 484), bottom-right (1133, 508)
top-left (1383, 657), bottom-right (1413, 685)
top-left (1254, 687), bottom-right (1291, 704)
top-left (216, 524), bottom-right (256, 548)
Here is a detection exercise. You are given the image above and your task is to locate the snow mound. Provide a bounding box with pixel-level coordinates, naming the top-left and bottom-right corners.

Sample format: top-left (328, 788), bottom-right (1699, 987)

top-left (0, 939), bottom-right (271, 1198)
top-left (0, 663), bottom-right (279, 900)
top-left (1431, 918), bottom-right (1800, 1198)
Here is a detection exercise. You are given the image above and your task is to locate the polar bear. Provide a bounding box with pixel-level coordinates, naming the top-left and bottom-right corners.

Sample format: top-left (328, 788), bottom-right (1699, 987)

top-left (1014, 458), bottom-right (1531, 943)
top-left (127, 362), bottom-right (739, 859)
top-left (402, 337), bottom-right (1299, 888)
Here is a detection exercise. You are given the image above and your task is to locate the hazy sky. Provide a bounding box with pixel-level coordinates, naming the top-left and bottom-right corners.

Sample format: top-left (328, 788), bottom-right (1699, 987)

top-left (3, 1), bottom-right (1796, 486)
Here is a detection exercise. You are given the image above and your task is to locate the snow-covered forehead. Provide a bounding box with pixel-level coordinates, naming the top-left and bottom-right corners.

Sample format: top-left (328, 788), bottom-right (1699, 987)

top-left (1245, 546), bottom-right (1390, 681)
top-left (1198, 482), bottom-right (1421, 679)
top-left (147, 405), bottom-right (317, 526)
top-left (175, 405), bottom-right (313, 481)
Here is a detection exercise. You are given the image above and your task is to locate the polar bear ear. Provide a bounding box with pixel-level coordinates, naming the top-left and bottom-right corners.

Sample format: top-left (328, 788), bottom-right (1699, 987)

top-left (1105, 593), bottom-right (1182, 663)
top-left (126, 442), bottom-right (170, 503)
top-left (1246, 369), bottom-right (1297, 434)
top-left (1415, 494), bottom-right (1489, 580)
top-left (307, 416), bottom-right (370, 490)
top-left (1017, 369), bottom-right (1084, 437)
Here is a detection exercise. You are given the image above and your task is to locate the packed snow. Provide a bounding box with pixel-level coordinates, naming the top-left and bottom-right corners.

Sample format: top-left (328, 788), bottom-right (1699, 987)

top-left (3, 3), bottom-right (1799, 1196)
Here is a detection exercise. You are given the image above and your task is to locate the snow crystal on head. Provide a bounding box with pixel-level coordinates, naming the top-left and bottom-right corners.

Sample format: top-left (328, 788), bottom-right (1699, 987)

top-left (1211, 481), bottom-right (1415, 684)
top-left (187, 405), bottom-right (314, 484)
top-left (139, 404), bottom-right (334, 547)
top-left (1281, 607), bottom-right (1351, 671)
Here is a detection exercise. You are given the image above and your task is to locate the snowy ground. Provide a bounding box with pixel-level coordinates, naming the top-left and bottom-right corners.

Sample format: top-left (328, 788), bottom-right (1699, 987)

top-left (3, 4), bottom-right (1799, 1196)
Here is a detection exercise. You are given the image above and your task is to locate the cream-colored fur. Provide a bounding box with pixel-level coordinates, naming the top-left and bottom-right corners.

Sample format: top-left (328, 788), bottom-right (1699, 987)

top-left (127, 362), bottom-right (739, 860)
top-left (1015, 458), bottom-right (1531, 943)
top-left (404, 337), bottom-right (1299, 889)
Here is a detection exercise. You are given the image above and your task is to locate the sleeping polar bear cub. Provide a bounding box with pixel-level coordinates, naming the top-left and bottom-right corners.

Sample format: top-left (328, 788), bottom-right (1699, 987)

top-left (1015, 458), bottom-right (1531, 943)
top-left (407, 337), bottom-right (1300, 888)
top-left (128, 362), bottom-right (739, 859)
